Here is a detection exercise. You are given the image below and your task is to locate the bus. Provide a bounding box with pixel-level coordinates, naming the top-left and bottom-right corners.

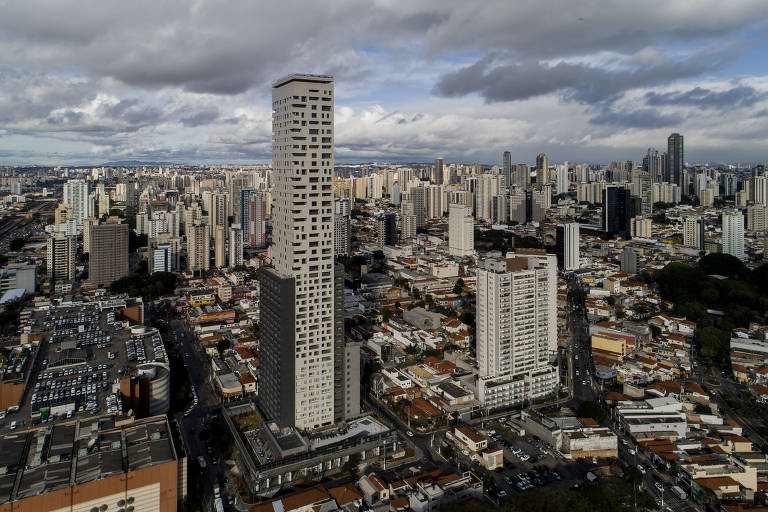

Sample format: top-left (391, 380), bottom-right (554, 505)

top-left (670, 486), bottom-right (686, 500)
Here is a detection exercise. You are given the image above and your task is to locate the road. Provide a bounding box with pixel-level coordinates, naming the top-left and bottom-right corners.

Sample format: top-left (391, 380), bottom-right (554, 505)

top-left (151, 308), bottom-right (241, 511)
top-left (565, 277), bottom-right (596, 406)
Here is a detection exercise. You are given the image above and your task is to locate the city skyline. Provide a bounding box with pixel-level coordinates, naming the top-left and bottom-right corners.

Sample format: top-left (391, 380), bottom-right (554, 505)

top-left (1, 1), bottom-right (768, 165)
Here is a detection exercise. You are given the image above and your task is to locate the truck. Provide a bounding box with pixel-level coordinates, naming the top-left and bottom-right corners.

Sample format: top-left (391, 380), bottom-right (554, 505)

top-left (670, 486), bottom-right (687, 500)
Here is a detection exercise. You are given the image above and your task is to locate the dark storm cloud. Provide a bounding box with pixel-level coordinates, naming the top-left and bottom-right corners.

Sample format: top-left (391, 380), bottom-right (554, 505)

top-left (588, 107), bottom-right (682, 128)
top-left (180, 107), bottom-right (220, 127)
top-left (645, 86), bottom-right (766, 109)
top-left (433, 49), bottom-right (728, 105)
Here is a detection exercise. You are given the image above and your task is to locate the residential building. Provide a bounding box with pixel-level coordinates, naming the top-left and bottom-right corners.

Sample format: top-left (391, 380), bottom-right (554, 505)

top-left (186, 223), bottom-right (210, 272)
top-left (259, 74), bottom-right (336, 430)
top-left (555, 223), bottom-right (579, 271)
top-left (229, 226), bottom-right (243, 267)
top-left (377, 213), bottom-right (397, 248)
top-left (722, 209), bottom-right (745, 260)
top-left (46, 233), bottom-right (76, 282)
top-left (448, 204), bottom-right (474, 257)
top-left (475, 252), bottom-right (559, 410)
top-left (89, 220), bottom-right (129, 287)
top-left (667, 133), bottom-right (684, 188)
top-left (214, 225), bottom-right (227, 268)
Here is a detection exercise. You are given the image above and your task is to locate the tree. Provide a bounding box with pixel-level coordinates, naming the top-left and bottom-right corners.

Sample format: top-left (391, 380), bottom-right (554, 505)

top-left (341, 455), bottom-right (360, 476)
top-left (650, 325), bottom-right (662, 339)
top-left (404, 344), bottom-right (420, 356)
top-left (216, 338), bottom-right (231, 356)
top-left (694, 403), bottom-right (712, 415)
top-left (576, 400), bottom-right (607, 422)
top-left (382, 307), bottom-right (393, 323)
top-left (699, 253), bottom-right (747, 279)
top-left (453, 278), bottom-right (465, 296)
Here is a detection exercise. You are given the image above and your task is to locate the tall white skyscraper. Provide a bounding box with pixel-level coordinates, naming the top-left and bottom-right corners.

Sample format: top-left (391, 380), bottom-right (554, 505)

top-left (260, 74), bottom-right (336, 430)
top-left (63, 179), bottom-right (91, 225)
top-left (562, 223), bottom-right (580, 271)
top-left (722, 209), bottom-right (745, 260)
top-left (475, 251), bottom-right (559, 410)
top-left (556, 164), bottom-right (569, 195)
top-left (448, 204), bottom-right (474, 257)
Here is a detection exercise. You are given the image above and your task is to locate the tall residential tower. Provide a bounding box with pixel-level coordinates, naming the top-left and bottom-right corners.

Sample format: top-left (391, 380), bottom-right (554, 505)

top-left (260, 75), bottom-right (337, 430)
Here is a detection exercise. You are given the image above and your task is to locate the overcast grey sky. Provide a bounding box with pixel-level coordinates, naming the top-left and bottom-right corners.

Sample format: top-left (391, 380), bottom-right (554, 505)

top-left (0, 0), bottom-right (767, 165)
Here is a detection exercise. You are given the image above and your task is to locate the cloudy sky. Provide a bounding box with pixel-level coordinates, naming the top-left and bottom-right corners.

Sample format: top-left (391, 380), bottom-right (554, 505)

top-left (1, 0), bottom-right (767, 166)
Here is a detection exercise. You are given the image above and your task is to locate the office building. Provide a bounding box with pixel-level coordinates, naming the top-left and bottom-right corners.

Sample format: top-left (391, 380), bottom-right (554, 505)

top-left (260, 74), bottom-right (336, 430)
top-left (475, 252), bottom-right (559, 410)
top-left (377, 213), bottom-right (397, 248)
top-left (722, 209), bottom-right (745, 260)
top-left (149, 234), bottom-right (182, 274)
top-left (186, 223), bottom-right (210, 272)
top-left (536, 153), bottom-right (548, 188)
top-left (426, 184), bottom-right (445, 218)
top-left (229, 226), bottom-right (243, 267)
top-left (46, 233), bottom-right (76, 282)
top-left (667, 133), bottom-right (684, 188)
top-left (490, 195), bottom-right (507, 225)
top-left (448, 204), bottom-right (474, 257)
top-left (0, 263), bottom-right (36, 294)
top-left (214, 225), bottom-right (227, 268)
top-left (556, 223), bottom-right (580, 271)
top-left (89, 221), bottom-right (129, 287)
top-left (434, 157), bottom-right (444, 185)
top-left (632, 170), bottom-right (652, 217)
top-left (602, 185), bottom-right (640, 239)
top-left (630, 216), bottom-right (653, 238)
top-left (503, 151), bottom-right (512, 190)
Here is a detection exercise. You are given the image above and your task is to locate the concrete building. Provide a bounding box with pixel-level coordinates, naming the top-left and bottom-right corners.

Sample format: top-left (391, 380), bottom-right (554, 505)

top-left (555, 223), bottom-right (579, 271)
top-left (259, 74), bottom-right (336, 430)
top-left (209, 192), bottom-right (228, 230)
top-left (556, 164), bottom-right (569, 195)
top-left (62, 179), bottom-right (91, 225)
top-left (377, 213), bottom-right (397, 248)
top-left (214, 225), bottom-right (227, 268)
top-left (46, 233), bottom-right (77, 282)
top-left (186, 223), bottom-right (210, 272)
top-left (0, 263), bottom-right (36, 294)
top-left (536, 153), bottom-right (548, 188)
top-left (411, 186), bottom-right (427, 228)
top-left (682, 213), bottom-right (704, 249)
top-left (89, 220), bottom-right (129, 287)
top-left (722, 208), bottom-right (745, 260)
top-left (334, 215), bottom-right (351, 256)
top-left (475, 252), bottom-right (559, 410)
top-left (229, 226), bottom-right (243, 267)
top-left (667, 133), bottom-right (684, 188)
top-left (246, 191), bottom-right (267, 248)
top-left (0, 415), bottom-right (183, 512)
top-left (401, 213), bottom-right (417, 240)
top-left (448, 204), bottom-right (474, 257)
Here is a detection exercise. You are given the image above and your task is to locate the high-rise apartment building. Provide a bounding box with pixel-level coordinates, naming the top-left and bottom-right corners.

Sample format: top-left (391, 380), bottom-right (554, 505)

top-left (209, 192), bottom-right (228, 230)
top-left (632, 170), bottom-right (652, 218)
top-left (89, 220), bottom-right (129, 287)
top-left (246, 192), bottom-right (267, 248)
top-left (475, 173), bottom-right (504, 223)
top-left (186, 223), bottom-right (210, 272)
top-left (229, 226), bottom-right (243, 267)
top-left (377, 213), bottom-right (397, 248)
top-left (410, 186), bottom-right (427, 228)
top-left (475, 252), bottom-right (559, 410)
top-left (556, 165), bottom-right (569, 195)
top-left (334, 215), bottom-right (351, 256)
top-left (722, 209), bottom-right (745, 260)
top-left (401, 213), bottom-right (417, 240)
top-left (682, 214), bottom-right (704, 249)
top-left (667, 133), bottom-right (684, 189)
top-left (46, 233), bottom-right (76, 282)
top-left (503, 152), bottom-right (511, 190)
top-left (63, 179), bottom-right (91, 225)
top-left (214, 225), bottom-right (227, 267)
top-left (555, 223), bottom-right (579, 271)
top-left (448, 204), bottom-right (474, 257)
top-left (260, 74), bottom-right (337, 430)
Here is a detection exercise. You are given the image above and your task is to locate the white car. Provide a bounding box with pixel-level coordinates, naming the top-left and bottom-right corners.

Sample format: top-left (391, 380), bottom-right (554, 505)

top-left (654, 481), bottom-right (663, 492)
top-left (406, 430), bottom-right (414, 437)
